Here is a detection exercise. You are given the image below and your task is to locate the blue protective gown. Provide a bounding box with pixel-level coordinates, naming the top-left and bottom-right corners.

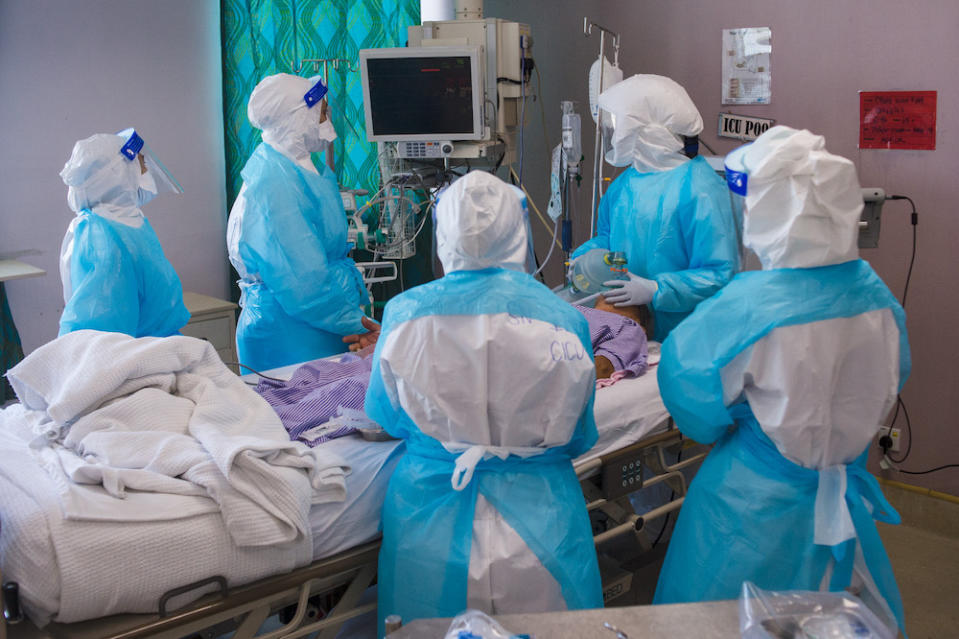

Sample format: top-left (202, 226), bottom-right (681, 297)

top-left (653, 259), bottom-right (909, 634)
top-left (573, 156), bottom-right (739, 341)
top-left (365, 268), bottom-right (603, 633)
top-left (59, 211), bottom-right (189, 337)
top-left (233, 144), bottom-right (366, 371)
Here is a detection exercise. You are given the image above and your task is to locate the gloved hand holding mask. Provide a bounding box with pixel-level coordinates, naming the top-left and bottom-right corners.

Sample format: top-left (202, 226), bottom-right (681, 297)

top-left (603, 272), bottom-right (658, 307)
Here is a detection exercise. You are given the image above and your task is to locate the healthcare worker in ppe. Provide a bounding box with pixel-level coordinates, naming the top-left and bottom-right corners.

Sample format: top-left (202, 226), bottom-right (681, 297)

top-left (654, 126), bottom-right (909, 635)
top-left (59, 130), bottom-right (189, 337)
top-left (365, 172), bottom-right (603, 632)
top-left (228, 73), bottom-right (370, 371)
top-left (572, 75), bottom-right (739, 341)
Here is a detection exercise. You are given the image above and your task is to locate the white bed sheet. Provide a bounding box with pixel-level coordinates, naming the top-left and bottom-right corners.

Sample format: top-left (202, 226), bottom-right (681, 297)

top-left (577, 368), bottom-right (669, 465)
top-left (1, 358), bottom-right (663, 626)
top-left (0, 415), bottom-right (402, 626)
top-left (308, 437), bottom-right (403, 559)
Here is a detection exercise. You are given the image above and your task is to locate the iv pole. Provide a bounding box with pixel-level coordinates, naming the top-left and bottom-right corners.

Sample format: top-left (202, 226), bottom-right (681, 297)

top-left (584, 18), bottom-right (620, 238)
top-left (293, 58), bottom-right (359, 172)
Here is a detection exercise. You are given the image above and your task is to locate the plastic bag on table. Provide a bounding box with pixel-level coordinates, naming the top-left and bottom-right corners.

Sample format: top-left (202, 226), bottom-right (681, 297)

top-left (443, 609), bottom-right (532, 639)
top-left (739, 581), bottom-right (895, 639)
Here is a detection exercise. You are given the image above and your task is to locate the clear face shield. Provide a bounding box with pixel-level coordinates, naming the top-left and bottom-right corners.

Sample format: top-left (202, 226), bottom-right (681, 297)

top-left (304, 77), bottom-right (337, 146)
top-left (724, 159), bottom-right (749, 255)
top-left (117, 128), bottom-right (183, 204)
top-left (601, 110), bottom-right (642, 168)
top-left (599, 110), bottom-right (616, 165)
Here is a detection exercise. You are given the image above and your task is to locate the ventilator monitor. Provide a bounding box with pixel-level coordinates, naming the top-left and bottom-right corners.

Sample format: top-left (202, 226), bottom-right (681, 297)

top-left (360, 46), bottom-right (484, 143)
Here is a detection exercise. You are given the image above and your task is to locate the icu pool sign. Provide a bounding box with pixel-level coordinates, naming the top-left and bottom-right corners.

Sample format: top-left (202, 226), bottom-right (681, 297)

top-left (718, 113), bottom-right (774, 141)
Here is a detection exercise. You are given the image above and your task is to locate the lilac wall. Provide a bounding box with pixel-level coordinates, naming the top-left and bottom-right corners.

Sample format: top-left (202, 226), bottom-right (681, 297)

top-left (0, 0), bottom-right (228, 353)
top-left (602, 0), bottom-right (959, 495)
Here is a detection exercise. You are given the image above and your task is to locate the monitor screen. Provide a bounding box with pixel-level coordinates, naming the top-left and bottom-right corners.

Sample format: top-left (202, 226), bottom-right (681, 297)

top-left (365, 53), bottom-right (480, 139)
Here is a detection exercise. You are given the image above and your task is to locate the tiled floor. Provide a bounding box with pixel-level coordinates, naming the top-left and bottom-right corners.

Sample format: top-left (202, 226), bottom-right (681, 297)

top-left (879, 522), bottom-right (959, 638)
top-left (611, 502), bottom-right (959, 638)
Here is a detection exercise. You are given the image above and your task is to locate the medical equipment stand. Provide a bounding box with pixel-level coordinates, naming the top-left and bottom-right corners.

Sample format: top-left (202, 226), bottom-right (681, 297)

top-left (293, 57), bottom-right (360, 172)
top-left (559, 101), bottom-right (582, 264)
top-left (583, 19), bottom-right (620, 238)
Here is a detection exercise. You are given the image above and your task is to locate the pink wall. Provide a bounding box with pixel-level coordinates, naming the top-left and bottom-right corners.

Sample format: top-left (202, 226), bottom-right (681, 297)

top-left (601, 0), bottom-right (959, 494)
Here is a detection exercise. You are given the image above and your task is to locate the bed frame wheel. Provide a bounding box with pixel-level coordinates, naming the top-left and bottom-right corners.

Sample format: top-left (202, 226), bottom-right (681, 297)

top-left (2, 582), bottom-right (23, 625)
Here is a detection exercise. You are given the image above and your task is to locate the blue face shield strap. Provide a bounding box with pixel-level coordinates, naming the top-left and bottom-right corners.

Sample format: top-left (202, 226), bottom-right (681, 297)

top-left (118, 130), bottom-right (144, 161)
top-left (725, 167), bottom-right (748, 196)
top-left (303, 79), bottom-right (329, 108)
top-left (508, 185), bottom-right (530, 219)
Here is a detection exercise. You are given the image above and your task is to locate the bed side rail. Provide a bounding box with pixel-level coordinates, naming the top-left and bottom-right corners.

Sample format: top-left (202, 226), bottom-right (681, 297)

top-left (8, 541), bottom-right (381, 639)
top-left (579, 420), bottom-right (709, 551)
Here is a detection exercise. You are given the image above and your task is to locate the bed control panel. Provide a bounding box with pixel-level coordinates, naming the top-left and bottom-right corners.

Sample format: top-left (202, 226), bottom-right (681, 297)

top-left (602, 449), bottom-right (644, 499)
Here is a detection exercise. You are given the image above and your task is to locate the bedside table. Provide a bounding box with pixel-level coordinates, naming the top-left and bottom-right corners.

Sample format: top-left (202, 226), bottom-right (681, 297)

top-left (181, 292), bottom-right (239, 373)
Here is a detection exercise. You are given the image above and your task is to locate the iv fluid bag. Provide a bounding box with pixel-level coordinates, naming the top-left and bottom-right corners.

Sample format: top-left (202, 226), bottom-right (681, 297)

top-left (561, 101), bottom-right (582, 168)
top-left (588, 57), bottom-right (624, 126)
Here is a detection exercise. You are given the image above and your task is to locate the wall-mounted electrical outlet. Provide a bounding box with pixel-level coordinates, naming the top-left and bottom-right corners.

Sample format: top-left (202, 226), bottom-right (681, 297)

top-left (878, 427), bottom-right (902, 453)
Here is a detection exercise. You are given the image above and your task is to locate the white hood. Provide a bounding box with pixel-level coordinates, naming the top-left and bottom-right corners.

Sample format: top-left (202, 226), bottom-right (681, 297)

top-left (60, 133), bottom-right (144, 222)
top-left (436, 172), bottom-right (529, 274)
top-left (725, 126), bottom-right (862, 270)
top-left (59, 131), bottom-right (175, 300)
top-left (598, 74), bottom-right (703, 173)
top-left (248, 73), bottom-right (335, 171)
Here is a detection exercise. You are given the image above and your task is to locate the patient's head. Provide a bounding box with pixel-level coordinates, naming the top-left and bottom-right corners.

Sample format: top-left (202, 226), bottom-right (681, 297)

top-left (595, 295), bottom-right (653, 335)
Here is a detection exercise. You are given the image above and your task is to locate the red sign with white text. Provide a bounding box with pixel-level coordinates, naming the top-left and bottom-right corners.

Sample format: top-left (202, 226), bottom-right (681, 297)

top-left (860, 91), bottom-right (937, 150)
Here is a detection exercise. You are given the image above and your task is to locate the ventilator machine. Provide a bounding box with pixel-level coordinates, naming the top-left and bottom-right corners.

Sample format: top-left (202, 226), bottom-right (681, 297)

top-left (360, 1), bottom-right (533, 165)
top-left (349, 0), bottom-right (535, 281)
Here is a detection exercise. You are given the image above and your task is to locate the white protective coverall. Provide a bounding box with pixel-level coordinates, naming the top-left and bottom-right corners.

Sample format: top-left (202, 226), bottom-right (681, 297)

top-left (655, 126), bottom-right (910, 634)
top-left (572, 74), bottom-right (740, 340)
top-left (227, 73), bottom-right (368, 370)
top-left (58, 131), bottom-right (187, 337)
top-left (365, 171), bottom-right (603, 631)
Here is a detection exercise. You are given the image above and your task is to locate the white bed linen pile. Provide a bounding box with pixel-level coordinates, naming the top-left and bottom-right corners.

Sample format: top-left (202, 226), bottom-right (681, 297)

top-left (0, 331), bottom-right (357, 624)
top-left (4, 330), bottom-right (348, 547)
top-left (0, 415), bottom-right (316, 625)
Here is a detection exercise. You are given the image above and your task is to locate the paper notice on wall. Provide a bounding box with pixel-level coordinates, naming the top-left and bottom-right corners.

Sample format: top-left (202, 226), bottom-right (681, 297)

top-left (860, 91), bottom-right (937, 150)
top-left (722, 27), bottom-right (772, 105)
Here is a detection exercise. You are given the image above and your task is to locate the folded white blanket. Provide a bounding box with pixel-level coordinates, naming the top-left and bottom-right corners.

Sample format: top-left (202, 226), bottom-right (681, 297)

top-left (0, 412), bottom-right (315, 625)
top-left (6, 330), bottom-right (349, 547)
top-left (2, 403), bottom-right (221, 522)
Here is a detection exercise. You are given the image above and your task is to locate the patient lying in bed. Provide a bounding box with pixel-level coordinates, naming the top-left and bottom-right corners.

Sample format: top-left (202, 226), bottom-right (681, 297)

top-left (256, 303), bottom-right (649, 447)
top-left (579, 297), bottom-right (649, 381)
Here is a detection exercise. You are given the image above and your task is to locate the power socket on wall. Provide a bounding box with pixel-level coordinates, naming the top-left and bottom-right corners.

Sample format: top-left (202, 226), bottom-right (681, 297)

top-left (878, 427), bottom-right (902, 453)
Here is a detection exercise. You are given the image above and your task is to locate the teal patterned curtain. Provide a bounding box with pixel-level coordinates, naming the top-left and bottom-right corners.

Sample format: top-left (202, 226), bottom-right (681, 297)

top-left (1, 284), bottom-right (24, 402)
top-left (221, 0), bottom-right (420, 210)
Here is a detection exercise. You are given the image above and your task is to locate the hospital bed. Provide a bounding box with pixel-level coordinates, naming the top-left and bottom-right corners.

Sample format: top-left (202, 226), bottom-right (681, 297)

top-left (1, 354), bottom-right (703, 639)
